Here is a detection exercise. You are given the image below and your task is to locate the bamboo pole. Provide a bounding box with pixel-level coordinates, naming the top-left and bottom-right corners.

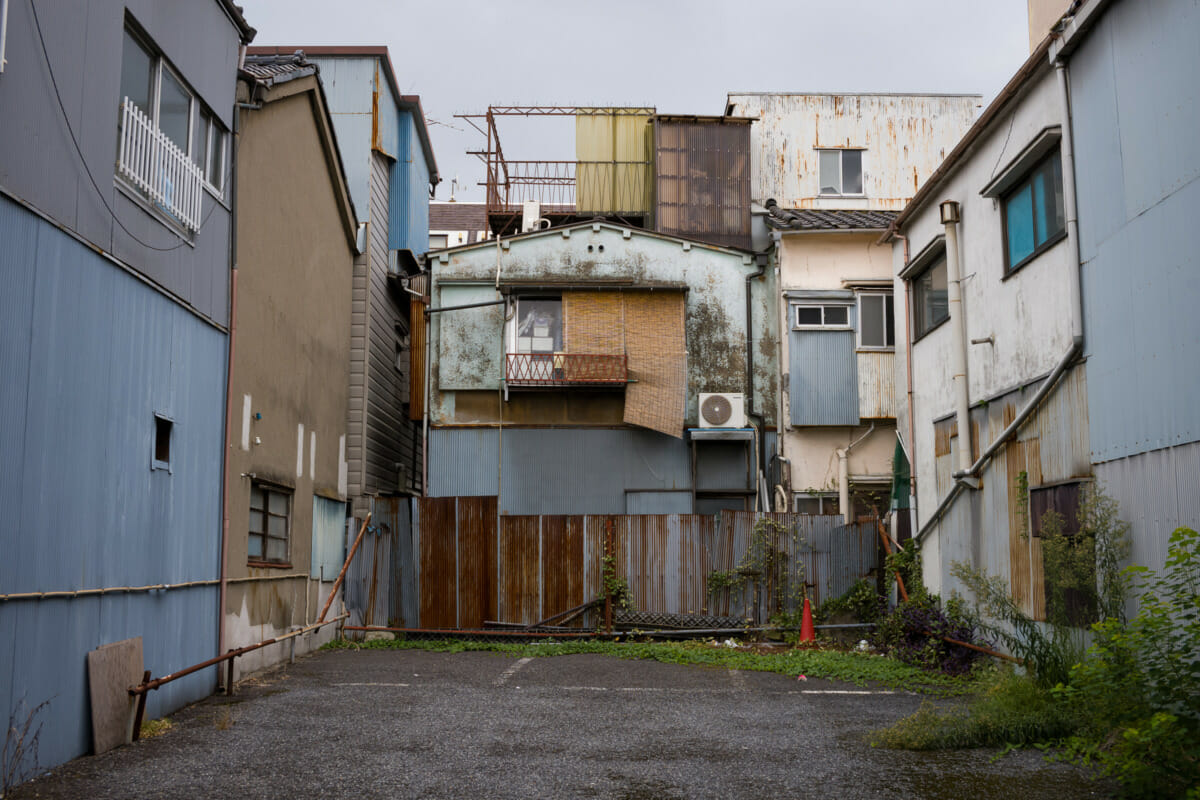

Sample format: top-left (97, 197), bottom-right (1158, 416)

top-left (318, 513), bottom-right (371, 623)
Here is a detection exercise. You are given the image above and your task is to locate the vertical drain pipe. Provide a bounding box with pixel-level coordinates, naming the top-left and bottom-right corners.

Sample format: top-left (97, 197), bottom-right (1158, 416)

top-left (940, 200), bottom-right (973, 477)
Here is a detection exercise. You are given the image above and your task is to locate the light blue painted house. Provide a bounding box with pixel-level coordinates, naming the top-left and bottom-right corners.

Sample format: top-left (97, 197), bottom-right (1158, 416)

top-left (0, 0), bottom-right (254, 774)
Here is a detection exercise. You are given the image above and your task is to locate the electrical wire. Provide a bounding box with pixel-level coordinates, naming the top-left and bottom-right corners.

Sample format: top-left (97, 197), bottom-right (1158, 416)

top-left (29, 0), bottom-right (220, 252)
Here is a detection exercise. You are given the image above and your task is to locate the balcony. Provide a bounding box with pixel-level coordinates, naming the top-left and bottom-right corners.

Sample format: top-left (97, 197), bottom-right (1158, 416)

top-left (117, 97), bottom-right (205, 232)
top-left (505, 353), bottom-right (627, 387)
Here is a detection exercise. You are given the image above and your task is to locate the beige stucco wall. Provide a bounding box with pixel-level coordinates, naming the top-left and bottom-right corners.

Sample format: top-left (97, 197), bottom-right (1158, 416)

top-left (226, 77), bottom-right (355, 662)
top-left (777, 232), bottom-right (897, 503)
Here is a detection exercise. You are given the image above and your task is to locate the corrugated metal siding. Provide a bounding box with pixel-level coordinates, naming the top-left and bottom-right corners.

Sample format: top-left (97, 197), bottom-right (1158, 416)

top-left (346, 253), bottom-right (369, 499)
top-left (541, 516), bottom-right (585, 623)
top-left (1, 208), bottom-right (225, 769)
top-left (456, 496), bottom-right (497, 628)
top-left (789, 331), bottom-right (859, 426)
top-left (1095, 441), bottom-right (1200, 577)
top-left (575, 109), bottom-right (653, 215)
top-left (857, 351), bottom-right (896, 419)
top-left (417, 497), bottom-right (456, 627)
top-left (499, 516), bottom-right (541, 625)
top-left (1070, 0), bottom-right (1200, 464)
top-left (429, 427), bottom-right (502, 497)
top-left (389, 112), bottom-right (431, 255)
top-left (311, 497), bottom-right (346, 581)
top-left (626, 491), bottom-right (693, 514)
top-left (653, 119), bottom-right (751, 249)
top-left (307, 56), bottom-right (376, 223)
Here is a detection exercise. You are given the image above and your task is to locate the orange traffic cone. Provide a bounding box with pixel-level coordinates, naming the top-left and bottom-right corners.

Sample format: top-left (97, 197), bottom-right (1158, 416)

top-left (799, 597), bottom-right (816, 643)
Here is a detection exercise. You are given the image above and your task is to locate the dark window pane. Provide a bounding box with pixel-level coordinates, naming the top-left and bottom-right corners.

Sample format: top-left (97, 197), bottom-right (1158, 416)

top-left (819, 150), bottom-right (841, 194)
top-left (191, 108), bottom-right (205, 167)
top-left (248, 510), bottom-right (264, 534)
top-left (794, 497), bottom-right (822, 515)
top-left (885, 294), bottom-right (895, 347)
top-left (248, 534), bottom-right (263, 559)
top-left (206, 123), bottom-right (224, 189)
top-left (860, 295), bottom-right (884, 346)
top-left (120, 30), bottom-right (153, 115)
top-left (823, 305), bottom-right (848, 326)
top-left (914, 257), bottom-right (948, 337)
top-left (842, 150), bottom-right (863, 194)
top-left (795, 306), bottom-right (821, 326)
top-left (158, 67), bottom-right (191, 152)
top-left (268, 491), bottom-right (288, 516)
top-left (266, 538), bottom-right (287, 562)
top-left (250, 486), bottom-right (264, 510)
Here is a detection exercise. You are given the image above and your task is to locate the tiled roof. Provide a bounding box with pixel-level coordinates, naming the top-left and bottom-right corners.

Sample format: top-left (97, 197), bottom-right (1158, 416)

top-left (764, 200), bottom-right (898, 231)
top-left (429, 202), bottom-right (576, 231)
top-left (242, 52), bottom-right (318, 86)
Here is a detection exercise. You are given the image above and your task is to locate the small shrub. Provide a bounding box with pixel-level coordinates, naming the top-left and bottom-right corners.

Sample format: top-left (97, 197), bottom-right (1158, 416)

top-left (871, 593), bottom-right (988, 676)
top-left (815, 579), bottom-right (884, 624)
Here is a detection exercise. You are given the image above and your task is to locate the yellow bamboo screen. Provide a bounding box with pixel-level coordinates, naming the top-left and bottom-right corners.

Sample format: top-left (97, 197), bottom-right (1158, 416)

top-left (622, 292), bottom-right (687, 438)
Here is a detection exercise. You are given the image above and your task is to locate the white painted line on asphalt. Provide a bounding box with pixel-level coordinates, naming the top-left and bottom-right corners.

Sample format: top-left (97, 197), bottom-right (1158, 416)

top-left (788, 690), bottom-right (896, 695)
top-left (494, 657), bottom-right (533, 686)
top-left (333, 683), bottom-right (410, 687)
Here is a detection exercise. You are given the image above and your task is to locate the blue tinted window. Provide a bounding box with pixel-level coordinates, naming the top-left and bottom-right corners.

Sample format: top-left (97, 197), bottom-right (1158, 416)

top-left (1004, 151), bottom-right (1065, 271)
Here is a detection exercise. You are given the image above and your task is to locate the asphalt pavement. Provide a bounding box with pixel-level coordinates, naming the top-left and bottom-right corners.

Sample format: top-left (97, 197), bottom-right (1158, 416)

top-left (10, 647), bottom-right (1111, 799)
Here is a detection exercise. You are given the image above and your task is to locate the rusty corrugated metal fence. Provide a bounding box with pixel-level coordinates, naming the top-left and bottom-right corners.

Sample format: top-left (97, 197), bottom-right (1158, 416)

top-left (342, 499), bottom-right (879, 630)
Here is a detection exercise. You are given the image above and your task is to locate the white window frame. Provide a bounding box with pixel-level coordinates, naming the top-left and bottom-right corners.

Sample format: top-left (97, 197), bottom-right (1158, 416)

top-left (119, 25), bottom-right (227, 200)
top-left (816, 148), bottom-right (865, 197)
top-left (791, 302), bottom-right (853, 331)
top-left (856, 291), bottom-right (895, 351)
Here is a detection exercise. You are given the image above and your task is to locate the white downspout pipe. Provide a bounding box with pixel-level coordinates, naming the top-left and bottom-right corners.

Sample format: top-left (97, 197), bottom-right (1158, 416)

top-left (836, 422), bottom-right (876, 522)
top-left (941, 201), bottom-right (973, 477)
top-left (1055, 61), bottom-right (1085, 346)
top-left (0, 0), bottom-right (10, 74)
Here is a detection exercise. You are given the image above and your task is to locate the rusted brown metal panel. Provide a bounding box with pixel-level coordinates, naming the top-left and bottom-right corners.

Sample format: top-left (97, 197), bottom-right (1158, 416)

top-left (653, 118), bottom-right (751, 250)
top-left (418, 497), bottom-right (456, 627)
top-left (1007, 440), bottom-right (1034, 613)
top-left (499, 516), bottom-right (540, 625)
top-left (456, 496), bottom-right (497, 628)
top-left (541, 516), bottom-right (585, 625)
top-left (677, 515), bottom-right (714, 616)
top-left (622, 516), bottom-right (670, 613)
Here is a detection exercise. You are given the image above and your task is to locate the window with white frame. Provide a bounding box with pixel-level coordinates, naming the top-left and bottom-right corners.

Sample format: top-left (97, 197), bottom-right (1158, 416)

top-left (818, 149), bottom-right (864, 196)
top-left (508, 296), bottom-right (563, 354)
top-left (792, 303), bottom-right (850, 329)
top-left (117, 25), bottom-right (226, 230)
top-left (793, 492), bottom-right (840, 515)
top-left (857, 292), bottom-right (895, 349)
top-left (248, 482), bottom-right (291, 565)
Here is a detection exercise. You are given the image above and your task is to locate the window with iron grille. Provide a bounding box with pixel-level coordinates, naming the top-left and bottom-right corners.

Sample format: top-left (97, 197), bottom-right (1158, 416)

top-left (249, 483), bottom-right (291, 565)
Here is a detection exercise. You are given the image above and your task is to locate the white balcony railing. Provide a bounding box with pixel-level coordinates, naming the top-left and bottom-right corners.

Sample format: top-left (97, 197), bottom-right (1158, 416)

top-left (117, 97), bottom-right (204, 232)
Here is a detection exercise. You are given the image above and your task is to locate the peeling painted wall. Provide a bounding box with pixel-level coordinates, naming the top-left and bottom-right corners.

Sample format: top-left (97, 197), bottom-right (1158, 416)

top-left (429, 222), bottom-right (772, 428)
top-left (727, 94), bottom-right (980, 210)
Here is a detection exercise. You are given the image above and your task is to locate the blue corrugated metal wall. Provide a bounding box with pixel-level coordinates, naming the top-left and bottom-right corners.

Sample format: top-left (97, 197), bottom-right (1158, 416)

top-left (789, 330), bottom-right (859, 426)
top-left (1073, 0), bottom-right (1200, 465)
top-left (389, 112), bottom-right (431, 255)
top-left (429, 428), bottom-right (698, 514)
top-left (0, 200), bottom-right (226, 770)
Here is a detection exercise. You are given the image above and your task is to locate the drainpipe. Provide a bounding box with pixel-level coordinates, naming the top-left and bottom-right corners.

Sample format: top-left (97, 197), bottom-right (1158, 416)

top-left (836, 422), bottom-right (876, 522)
top-left (745, 253), bottom-right (766, 509)
top-left (0, 0), bottom-right (9, 74)
top-left (940, 200), bottom-right (973, 478)
top-left (771, 231), bottom-right (790, 509)
top-left (219, 94), bottom-right (249, 668)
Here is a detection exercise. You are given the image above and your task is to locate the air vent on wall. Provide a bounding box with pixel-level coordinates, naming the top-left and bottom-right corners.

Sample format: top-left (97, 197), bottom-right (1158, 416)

top-left (699, 393), bottom-right (745, 428)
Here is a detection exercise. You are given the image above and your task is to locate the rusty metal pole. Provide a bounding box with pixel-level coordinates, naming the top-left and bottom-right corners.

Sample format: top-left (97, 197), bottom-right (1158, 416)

top-left (131, 670), bottom-right (150, 741)
top-left (318, 512), bottom-right (371, 622)
top-left (876, 517), bottom-right (909, 603)
top-left (226, 655), bottom-right (235, 696)
top-left (604, 518), bottom-right (614, 634)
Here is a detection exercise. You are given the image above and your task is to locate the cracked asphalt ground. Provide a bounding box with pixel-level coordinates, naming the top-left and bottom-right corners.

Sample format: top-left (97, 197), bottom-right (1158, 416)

top-left (10, 647), bottom-right (1110, 799)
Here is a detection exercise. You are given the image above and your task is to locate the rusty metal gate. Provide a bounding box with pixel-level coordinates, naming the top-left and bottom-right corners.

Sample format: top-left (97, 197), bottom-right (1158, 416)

top-left (344, 498), bottom-right (879, 630)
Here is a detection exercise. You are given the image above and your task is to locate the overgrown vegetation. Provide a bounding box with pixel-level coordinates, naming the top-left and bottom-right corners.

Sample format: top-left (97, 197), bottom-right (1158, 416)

top-left (867, 543), bottom-right (991, 676)
top-left (322, 637), bottom-right (982, 694)
top-left (707, 518), bottom-right (805, 617)
top-left (600, 551), bottom-right (633, 611)
top-left (138, 717), bottom-right (174, 740)
top-left (814, 578), bottom-right (883, 625)
top-left (2, 696), bottom-right (49, 798)
top-left (874, 479), bottom-right (1200, 799)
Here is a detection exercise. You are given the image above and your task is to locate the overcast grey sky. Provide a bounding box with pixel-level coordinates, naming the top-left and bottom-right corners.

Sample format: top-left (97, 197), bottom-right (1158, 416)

top-left (238, 0), bottom-right (1033, 201)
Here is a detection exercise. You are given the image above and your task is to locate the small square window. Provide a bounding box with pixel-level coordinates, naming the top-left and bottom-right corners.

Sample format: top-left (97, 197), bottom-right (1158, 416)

top-left (153, 415), bottom-right (172, 468)
top-left (818, 149), bottom-right (864, 196)
top-left (429, 234), bottom-right (449, 250)
top-left (249, 482), bottom-right (291, 565)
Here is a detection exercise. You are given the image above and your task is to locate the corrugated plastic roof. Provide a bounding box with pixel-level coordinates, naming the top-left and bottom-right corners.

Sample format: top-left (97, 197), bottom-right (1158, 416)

top-left (764, 201), bottom-right (898, 231)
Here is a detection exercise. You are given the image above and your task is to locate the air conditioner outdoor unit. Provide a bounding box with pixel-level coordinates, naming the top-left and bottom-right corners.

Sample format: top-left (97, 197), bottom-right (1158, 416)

top-left (699, 393), bottom-right (745, 429)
